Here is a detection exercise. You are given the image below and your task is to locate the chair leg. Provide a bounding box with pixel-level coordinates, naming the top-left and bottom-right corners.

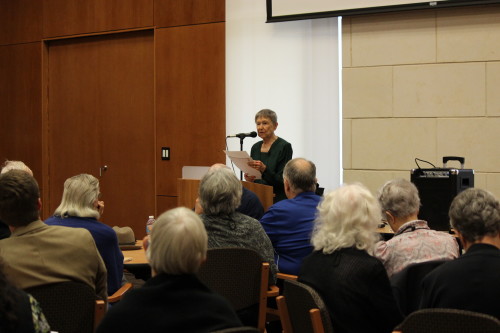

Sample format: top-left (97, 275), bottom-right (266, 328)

top-left (94, 300), bottom-right (107, 332)
top-left (258, 263), bottom-right (270, 332)
top-left (309, 309), bottom-right (325, 333)
top-left (276, 296), bottom-right (293, 333)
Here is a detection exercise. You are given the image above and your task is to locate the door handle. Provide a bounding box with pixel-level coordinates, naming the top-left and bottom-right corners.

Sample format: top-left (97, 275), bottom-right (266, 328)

top-left (99, 165), bottom-right (108, 177)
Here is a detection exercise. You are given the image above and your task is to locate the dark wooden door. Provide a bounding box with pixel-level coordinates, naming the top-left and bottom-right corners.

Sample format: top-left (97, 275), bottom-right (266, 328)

top-left (47, 30), bottom-right (155, 238)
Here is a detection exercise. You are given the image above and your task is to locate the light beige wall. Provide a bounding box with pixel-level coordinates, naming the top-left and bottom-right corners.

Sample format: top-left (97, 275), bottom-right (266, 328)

top-left (342, 5), bottom-right (500, 198)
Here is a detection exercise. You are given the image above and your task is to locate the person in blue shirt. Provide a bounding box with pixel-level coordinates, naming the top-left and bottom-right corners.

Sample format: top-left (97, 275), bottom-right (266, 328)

top-left (259, 158), bottom-right (321, 275)
top-left (45, 174), bottom-right (124, 296)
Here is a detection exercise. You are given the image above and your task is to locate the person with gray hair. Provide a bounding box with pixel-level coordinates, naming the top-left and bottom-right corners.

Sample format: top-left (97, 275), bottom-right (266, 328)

top-left (259, 158), bottom-right (321, 275)
top-left (420, 188), bottom-right (500, 319)
top-left (1, 160), bottom-right (33, 176)
top-left (0, 160), bottom-right (34, 239)
top-left (96, 207), bottom-right (242, 333)
top-left (299, 183), bottom-right (402, 333)
top-left (197, 167), bottom-right (277, 281)
top-left (207, 163), bottom-right (264, 220)
top-left (245, 109), bottom-right (293, 203)
top-left (45, 174), bottom-right (124, 296)
top-left (374, 178), bottom-right (459, 277)
top-left (197, 166), bottom-right (277, 327)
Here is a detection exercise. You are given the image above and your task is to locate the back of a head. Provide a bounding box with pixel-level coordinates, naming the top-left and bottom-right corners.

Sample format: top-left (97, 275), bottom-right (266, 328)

top-left (1, 160), bottom-right (33, 176)
top-left (283, 158), bottom-right (317, 193)
top-left (54, 174), bottom-right (100, 219)
top-left (378, 178), bottom-right (420, 218)
top-left (148, 207), bottom-right (208, 275)
top-left (312, 183), bottom-right (381, 255)
top-left (449, 188), bottom-right (500, 243)
top-left (0, 170), bottom-right (40, 227)
top-left (199, 167), bottom-right (242, 216)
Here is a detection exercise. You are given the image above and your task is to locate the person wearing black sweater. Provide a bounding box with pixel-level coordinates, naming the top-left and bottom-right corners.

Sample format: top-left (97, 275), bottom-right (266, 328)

top-left (299, 183), bottom-right (402, 333)
top-left (97, 207), bottom-right (242, 333)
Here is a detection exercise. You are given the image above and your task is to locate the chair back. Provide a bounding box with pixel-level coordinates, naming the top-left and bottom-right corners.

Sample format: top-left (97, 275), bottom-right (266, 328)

top-left (395, 308), bottom-right (500, 333)
top-left (197, 248), bottom-right (269, 331)
top-left (280, 280), bottom-right (333, 333)
top-left (390, 259), bottom-right (448, 316)
top-left (198, 248), bottom-right (266, 310)
top-left (25, 281), bottom-right (103, 333)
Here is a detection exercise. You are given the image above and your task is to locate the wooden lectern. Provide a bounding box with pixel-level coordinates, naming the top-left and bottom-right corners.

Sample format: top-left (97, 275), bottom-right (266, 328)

top-left (177, 178), bottom-right (274, 211)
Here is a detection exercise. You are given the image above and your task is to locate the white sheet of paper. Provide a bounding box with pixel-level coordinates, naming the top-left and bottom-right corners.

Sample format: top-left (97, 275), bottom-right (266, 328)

top-left (224, 150), bottom-right (262, 180)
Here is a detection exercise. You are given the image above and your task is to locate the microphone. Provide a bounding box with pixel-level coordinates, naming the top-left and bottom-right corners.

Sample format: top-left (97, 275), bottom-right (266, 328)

top-left (227, 131), bottom-right (257, 138)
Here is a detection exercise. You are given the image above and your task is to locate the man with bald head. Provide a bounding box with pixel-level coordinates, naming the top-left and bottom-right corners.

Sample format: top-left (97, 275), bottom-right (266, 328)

top-left (259, 158), bottom-right (321, 275)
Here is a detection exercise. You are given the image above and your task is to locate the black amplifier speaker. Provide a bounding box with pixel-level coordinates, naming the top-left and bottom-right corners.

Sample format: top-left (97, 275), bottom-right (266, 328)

top-left (410, 157), bottom-right (474, 231)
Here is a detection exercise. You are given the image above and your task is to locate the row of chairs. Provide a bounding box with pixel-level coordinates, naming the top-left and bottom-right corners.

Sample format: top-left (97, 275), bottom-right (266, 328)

top-left (23, 247), bottom-right (500, 333)
top-left (199, 248), bottom-right (500, 333)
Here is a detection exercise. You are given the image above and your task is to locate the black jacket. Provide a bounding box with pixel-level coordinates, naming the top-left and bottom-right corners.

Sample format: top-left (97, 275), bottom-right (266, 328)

top-left (97, 273), bottom-right (242, 333)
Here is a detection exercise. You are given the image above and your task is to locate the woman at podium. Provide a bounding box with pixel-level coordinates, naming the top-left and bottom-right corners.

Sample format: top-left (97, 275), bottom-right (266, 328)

top-left (245, 109), bottom-right (293, 203)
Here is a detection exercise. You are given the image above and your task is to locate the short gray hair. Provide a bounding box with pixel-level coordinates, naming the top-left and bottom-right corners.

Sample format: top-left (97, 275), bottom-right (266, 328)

top-left (449, 188), bottom-right (500, 243)
top-left (255, 109), bottom-right (277, 126)
top-left (312, 183), bottom-right (381, 255)
top-left (378, 179), bottom-right (420, 218)
top-left (283, 158), bottom-right (316, 193)
top-left (1, 160), bottom-right (33, 176)
top-left (199, 167), bottom-right (242, 216)
top-left (147, 207), bottom-right (207, 275)
top-left (54, 174), bottom-right (100, 219)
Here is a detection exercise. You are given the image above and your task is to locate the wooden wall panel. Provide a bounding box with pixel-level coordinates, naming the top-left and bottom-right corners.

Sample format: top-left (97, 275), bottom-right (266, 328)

top-left (0, 43), bottom-right (42, 179)
top-left (43, 0), bottom-right (154, 38)
top-left (47, 31), bottom-right (155, 238)
top-left (156, 23), bottom-right (226, 195)
top-left (155, 0), bottom-right (224, 27)
top-left (0, 0), bottom-right (42, 45)
top-left (156, 196), bottom-right (178, 217)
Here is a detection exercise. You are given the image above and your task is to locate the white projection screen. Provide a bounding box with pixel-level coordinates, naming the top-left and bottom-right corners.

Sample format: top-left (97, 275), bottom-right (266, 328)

top-left (267, 0), bottom-right (500, 22)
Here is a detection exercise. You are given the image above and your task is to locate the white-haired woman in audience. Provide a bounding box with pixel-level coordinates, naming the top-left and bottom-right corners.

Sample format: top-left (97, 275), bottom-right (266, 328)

top-left (299, 183), bottom-right (402, 333)
top-left (97, 207), bottom-right (242, 333)
top-left (45, 174), bottom-right (124, 296)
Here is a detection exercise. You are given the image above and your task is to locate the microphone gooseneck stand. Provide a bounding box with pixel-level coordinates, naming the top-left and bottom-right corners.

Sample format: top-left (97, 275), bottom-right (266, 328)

top-left (238, 135), bottom-right (245, 180)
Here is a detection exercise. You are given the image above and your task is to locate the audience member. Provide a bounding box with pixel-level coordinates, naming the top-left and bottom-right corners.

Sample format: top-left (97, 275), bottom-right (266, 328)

top-left (97, 207), bottom-right (242, 333)
top-left (209, 164), bottom-right (264, 220)
top-left (0, 259), bottom-right (50, 333)
top-left (0, 160), bottom-right (33, 240)
top-left (0, 170), bottom-right (107, 301)
top-left (420, 188), bottom-right (500, 319)
top-left (260, 158), bottom-right (320, 275)
top-left (374, 178), bottom-right (459, 277)
top-left (299, 183), bottom-right (402, 333)
top-left (197, 166), bottom-right (277, 327)
top-left (45, 174), bottom-right (124, 295)
top-left (197, 167), bottom-right (277, 282)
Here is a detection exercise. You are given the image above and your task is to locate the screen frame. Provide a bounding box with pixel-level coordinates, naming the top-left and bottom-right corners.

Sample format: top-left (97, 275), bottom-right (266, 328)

top-left (266, 0), bottom-right (500, 22)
